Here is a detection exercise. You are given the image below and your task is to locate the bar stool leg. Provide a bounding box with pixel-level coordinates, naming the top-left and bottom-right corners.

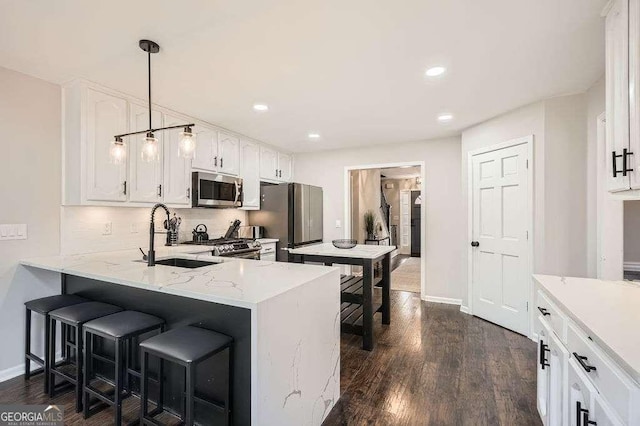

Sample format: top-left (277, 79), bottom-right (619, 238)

top-left (24, 309), bottom-right (31, 380)
top-left (75, 325), bottom-right (83, 413)
top-left (226, 345), bottom-right (233, 426)
top-left (185, 363), bottom-right (195, 426)
top-left (140, 350), bottom-right (149, 424)
top-left (114, 339), bottom-right (123, 426)
top-left (82, 329), bottom-right (91, 419)
top-left (48, 317), bottom-right (56, 398)
top-left (43, 314), bottom-right (51, 393)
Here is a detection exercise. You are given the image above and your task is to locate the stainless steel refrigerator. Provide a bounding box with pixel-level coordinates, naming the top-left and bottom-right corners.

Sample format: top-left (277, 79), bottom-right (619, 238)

top-left (248, 183), bottom-right (323, 261)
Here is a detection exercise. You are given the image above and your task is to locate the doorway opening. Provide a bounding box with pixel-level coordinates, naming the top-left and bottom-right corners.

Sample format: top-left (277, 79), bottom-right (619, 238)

top-left (344, 162), bottom-right (425, 296)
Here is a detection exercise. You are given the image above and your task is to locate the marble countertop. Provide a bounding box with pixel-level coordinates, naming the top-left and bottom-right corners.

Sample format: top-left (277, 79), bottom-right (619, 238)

top-left (533, 274), bottom-right (640, 383)
top-left (289, 242), bottom-right (395, 259)
top-left (21, 246), bottom-right (338, 309)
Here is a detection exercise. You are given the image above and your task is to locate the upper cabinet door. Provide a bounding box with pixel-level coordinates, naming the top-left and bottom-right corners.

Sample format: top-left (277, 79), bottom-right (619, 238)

top-left (85, 89), bottom-right (128, 202)
top-left (606, 0), bottom-right (631, 192)
top-left (192, 125), bottom-right (217, 172)
top-left (128, 103), bottom-right (163, 203)
top-left (239, 140), bottom-right (260, 209)
top-left (260, 147), bottom-right (279, 180)
top-left (629, 0), bottom-right (640, 189)
top-left (163, 114), bottom-right (192, 205)
top-left (278, 152), bottom-right (292, 182)
top-left (218, 131), bottom-right (240, 176)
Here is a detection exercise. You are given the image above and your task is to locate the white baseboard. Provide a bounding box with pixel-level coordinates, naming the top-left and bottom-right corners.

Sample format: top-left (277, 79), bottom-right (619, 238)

top-left (0, 352), bottom-right (62, 383)
top-left (459, 305), bottom-right (470, 314)
top-left (624, 261), bottom-right (640, 272)
top-left (422, 295), bottom-right (462, 306)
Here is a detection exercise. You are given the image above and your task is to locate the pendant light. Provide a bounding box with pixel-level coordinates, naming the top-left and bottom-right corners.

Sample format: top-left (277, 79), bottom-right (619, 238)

top-left (110, 40), bottom-right (195, 163)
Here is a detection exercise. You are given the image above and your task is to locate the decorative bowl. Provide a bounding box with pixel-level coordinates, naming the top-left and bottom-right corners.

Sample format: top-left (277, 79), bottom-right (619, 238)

top-left (332, 239), bottom-right (357, 249)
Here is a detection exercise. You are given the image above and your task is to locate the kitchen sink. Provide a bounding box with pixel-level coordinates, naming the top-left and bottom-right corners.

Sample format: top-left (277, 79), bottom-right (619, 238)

top-left (154, 258), bottom-right (221, 268)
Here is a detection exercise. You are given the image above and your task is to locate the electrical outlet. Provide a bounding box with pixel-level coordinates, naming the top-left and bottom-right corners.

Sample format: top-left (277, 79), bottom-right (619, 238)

top-left (0, 224), bottom-right (27, 240)
top-left (335, 220), bottom-right (342, 228)
top-left (103, 222), bottom-right (112, 235)
top-left (130, 223), bottom-right (138, 234)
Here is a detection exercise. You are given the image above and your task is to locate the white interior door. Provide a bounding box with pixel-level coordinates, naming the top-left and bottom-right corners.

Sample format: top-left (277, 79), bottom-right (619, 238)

top-left (471, 142), bottom-right (529, 335)
top-left (400, 190), bottom-right (410, 255)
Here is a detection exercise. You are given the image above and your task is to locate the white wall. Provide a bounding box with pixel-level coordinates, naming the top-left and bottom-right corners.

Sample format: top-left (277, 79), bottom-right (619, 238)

top-left (586, 76), bottom-right (606, 276)
top-left (461, 93), bottom-right (589, 308)
top-left (293, 137), bottom-right (464, 301)
top-left (0, 67), bottom-right (62, 378)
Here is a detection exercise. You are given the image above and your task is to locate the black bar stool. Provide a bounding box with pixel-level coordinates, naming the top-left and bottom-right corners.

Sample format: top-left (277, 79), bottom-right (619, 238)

top-left (82, 310), bottom-right (165, 426)
top-left (48, 301), bottom-right (123, 412)
top-left (139, 326), bottom-right (233, 426)
top-left (24, 294), bottom-right (88, 392)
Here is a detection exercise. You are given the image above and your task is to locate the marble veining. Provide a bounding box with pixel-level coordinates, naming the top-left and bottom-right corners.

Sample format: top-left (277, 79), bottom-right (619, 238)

top-left (21, 246), bottom-right (339, 309)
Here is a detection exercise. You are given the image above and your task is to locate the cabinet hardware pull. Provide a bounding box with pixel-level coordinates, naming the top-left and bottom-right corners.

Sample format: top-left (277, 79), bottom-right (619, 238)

top-left (573, 352), bottom-right (596, 373)
top-left (623, 148), bottom-right (634, 176)
top-left (158, 184), bottom-right (162, 197)
top-left (539, 340), bottom-right (550, 369)
top-left (220, 157), bottom-right (224, 168)
top-left (537, 306), bottom-right (550, 316)
top-left (613, 150), bottom-right (623, 177)
top-left (275, 168), bottom-right (278, 177)
top-left (214, 156), bottom-right (218, 167)
top-left (187, 188), bottom-right (190, 199)
top-left (123, 181), bottom-right (127, 195)
top-left (279, 169), bottom-right (282, 178)
top-left (577, 401), bottom-right (597, 426)
top-left (470, 241), bottom-right (479, 247)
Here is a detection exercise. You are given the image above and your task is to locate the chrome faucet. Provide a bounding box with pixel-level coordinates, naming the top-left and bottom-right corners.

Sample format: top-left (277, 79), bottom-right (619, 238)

top-left (148, 203), bottom-right (171, 266)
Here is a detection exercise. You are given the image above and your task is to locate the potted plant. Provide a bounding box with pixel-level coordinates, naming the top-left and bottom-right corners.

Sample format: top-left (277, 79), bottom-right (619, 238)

top-left (364, 210), bottom-right (376, 240)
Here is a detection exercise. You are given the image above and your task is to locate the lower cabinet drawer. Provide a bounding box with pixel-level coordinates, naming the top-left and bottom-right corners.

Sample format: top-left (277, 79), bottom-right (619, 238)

top-left (567, 322), bottom-right (638, 425)
top-left (536, 290), bottom-right (567, 343)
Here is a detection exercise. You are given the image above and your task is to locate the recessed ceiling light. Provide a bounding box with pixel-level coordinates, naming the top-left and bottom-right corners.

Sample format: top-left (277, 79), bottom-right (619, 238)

top-left (425, 66), bottom-right (446, 77)
top-left (308, 133), bottom-right (321, 139)
top-left (437, 113), bottom-right (453, 122)
top-left (253, 103), bottom-right (269, 112)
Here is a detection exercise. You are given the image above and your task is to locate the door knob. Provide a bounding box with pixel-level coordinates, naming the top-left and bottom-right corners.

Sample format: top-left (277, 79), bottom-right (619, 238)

top-left (471, 241), bottom-right (479, 247)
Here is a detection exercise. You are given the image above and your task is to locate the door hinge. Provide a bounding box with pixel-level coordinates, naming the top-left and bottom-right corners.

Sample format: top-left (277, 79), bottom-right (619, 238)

top-left (526, 159), bottom-right (529, 169)
top-left (526, 302), bottom-right (529, 311)
top-left (526, 231), bottom-right (529, 240)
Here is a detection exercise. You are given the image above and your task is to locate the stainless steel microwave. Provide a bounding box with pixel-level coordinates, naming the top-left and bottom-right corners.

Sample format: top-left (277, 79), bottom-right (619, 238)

top-left (192, 172), bottom-right (243, 208)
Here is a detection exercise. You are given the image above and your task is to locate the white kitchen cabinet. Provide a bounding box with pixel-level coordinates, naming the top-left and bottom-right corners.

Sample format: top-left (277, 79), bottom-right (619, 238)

top-left (260, 146), bottom-right (279, 181)
top-left (278, 152), bottom-right (293, 182)
top-left (85, 88), bottom-right (128, 202)
top-left (593, 394), bottom-right (624, 426)
top-left (239, 140), bottom-right (261, 210)
top-left (128, 103), bottom-right (163, 203)
top-left (218, 131), bottom-right (240, 176)
top-left (259, 240), bottom-right (277, 261)
top-left (537, 316), bottom-right (568, 426)
top-left (568, 358), bottom-right (596, 426)
top-left (192, 125), bottom-right (218, 172)
top-left (163, 113), bottom-right (192, 205)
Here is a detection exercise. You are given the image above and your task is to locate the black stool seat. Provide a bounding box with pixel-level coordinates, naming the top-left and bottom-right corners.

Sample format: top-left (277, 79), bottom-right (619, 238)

top-left (50, 302), bottom-right (123, 325)
top-left (25, 294), bottom-right (87, 314)
top-left (84, 311), bottom-right (164, 338)
top-left (140, 326), bottom-right (233, 363)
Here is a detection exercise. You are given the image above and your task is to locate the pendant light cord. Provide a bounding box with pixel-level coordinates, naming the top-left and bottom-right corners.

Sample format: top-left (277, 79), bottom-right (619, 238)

top-left (148, 51), bottom-right (152, 131)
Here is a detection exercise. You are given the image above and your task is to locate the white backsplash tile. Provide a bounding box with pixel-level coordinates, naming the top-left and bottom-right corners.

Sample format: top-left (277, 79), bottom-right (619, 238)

top-left (61, 206), bottom-right (247, 255)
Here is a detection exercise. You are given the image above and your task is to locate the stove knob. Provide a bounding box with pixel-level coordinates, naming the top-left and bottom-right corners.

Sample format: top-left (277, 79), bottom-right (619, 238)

top-left (223, 245), bottom-right (231, 251)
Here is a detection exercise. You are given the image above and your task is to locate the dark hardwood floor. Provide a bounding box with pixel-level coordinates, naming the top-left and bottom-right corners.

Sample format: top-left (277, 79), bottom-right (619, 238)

top-left (0, 291), bottom-right (539, 426)
top-left (323, 291), bottom-right (541, 426)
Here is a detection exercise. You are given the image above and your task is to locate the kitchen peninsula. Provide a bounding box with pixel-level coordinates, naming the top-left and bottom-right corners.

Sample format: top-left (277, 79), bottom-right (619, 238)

top-left (21, 247), bottom-right (340, 425)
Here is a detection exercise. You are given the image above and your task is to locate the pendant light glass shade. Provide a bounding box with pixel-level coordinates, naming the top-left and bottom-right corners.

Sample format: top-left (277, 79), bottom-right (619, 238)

top-left (109, 137), bottom-right (126, 164)
top-left (141, 133), bottom-right (159, 162)
top-left (178, 127), bottom-right (195, 159)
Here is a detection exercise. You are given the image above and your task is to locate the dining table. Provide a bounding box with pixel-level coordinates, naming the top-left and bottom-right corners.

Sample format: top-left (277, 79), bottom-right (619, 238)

top-left (288, 243), bottom-right (395, 351)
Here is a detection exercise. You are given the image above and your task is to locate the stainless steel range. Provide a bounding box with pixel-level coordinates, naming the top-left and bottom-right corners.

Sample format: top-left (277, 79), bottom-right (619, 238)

top-left (182, 238), bottom-right (262, 259)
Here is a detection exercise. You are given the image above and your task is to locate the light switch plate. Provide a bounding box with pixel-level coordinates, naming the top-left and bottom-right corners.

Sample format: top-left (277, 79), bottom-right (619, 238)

top-left (0, 224), bottom-right (27, 240)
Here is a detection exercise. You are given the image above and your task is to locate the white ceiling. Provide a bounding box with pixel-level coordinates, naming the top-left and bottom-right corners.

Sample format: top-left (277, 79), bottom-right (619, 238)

top-left (0, 0), bottom-right (607, 153)
top-left (381, 166), bottom-right (421, 179)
